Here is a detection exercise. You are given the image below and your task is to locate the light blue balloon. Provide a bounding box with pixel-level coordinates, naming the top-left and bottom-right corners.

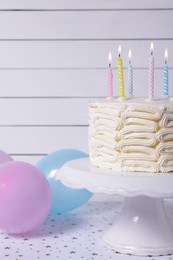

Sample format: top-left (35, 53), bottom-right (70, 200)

top-left (36, 149), bottom-right (92, 215)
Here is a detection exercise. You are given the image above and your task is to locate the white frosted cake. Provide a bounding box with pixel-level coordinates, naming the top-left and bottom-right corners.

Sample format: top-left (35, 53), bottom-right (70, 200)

top-left (89, 98), bottom-right (173, 173)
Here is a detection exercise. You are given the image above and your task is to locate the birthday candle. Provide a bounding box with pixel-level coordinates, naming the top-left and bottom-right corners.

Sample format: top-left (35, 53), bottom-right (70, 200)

top-left (128, 49), bottom-right (133, 97)
top-left (163, 48), bottom-right (168, 97)
top-left (108, 51), bottom-right (113, 98)
top-left (117, 45), bottom-right (125, 98)
top-left (148, 42), bottom-right (154, 99)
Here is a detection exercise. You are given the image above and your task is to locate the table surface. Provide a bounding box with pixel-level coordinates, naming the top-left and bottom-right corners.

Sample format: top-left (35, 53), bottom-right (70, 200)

top-left (0, 194), bottom-right (173, 260)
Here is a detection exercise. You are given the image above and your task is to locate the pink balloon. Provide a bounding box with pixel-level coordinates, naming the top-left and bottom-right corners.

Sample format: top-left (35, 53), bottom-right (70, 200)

top-left (0, 161), bottom-right (52, 234)
top-left (0, 150), bottom-right (13, 165)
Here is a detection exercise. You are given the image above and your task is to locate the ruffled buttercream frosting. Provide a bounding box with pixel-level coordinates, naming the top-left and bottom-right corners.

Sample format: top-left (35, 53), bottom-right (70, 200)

top-left (89, 98), bottom-right (173, 173)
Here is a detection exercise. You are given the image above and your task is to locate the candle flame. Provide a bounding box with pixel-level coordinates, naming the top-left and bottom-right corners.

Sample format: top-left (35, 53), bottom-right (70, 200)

top-left (150, 42), bottom-right (154, 55)
top-left (118, 45), bottom-right (121, 56)
top-left (164, 48), bottom-right (168, 63)
top-left (108, 51), bottom-right (112, 64)
top-left (128, 49), bottom-right (132, 61)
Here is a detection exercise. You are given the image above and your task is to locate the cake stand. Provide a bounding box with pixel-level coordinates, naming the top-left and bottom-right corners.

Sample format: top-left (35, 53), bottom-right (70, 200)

top-left (55, 157), bottom-right (173, 256)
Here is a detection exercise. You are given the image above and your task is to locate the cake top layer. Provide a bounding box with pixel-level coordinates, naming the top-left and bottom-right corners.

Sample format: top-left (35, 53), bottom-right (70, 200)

top-left (89, 97), bottom-right (173, 108)
top-left (89, 98), bottom-right (173, 121)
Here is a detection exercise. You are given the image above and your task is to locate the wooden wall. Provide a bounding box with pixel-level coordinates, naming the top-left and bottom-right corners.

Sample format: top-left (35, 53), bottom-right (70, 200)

top-left (0, 0), bottom-right (173, 164)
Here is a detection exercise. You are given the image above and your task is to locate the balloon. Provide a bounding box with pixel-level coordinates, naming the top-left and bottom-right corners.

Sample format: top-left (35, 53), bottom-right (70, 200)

top-left (0, 161), bottom-right (52, 234)
top-left (0, 149), bottom-right (13, 165)
top-left (36, 149), bottom-right (92, 214)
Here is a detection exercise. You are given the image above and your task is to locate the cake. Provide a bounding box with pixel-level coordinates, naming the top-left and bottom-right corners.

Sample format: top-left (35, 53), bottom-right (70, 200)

top-left (88, 98), bottom-right (173, 173)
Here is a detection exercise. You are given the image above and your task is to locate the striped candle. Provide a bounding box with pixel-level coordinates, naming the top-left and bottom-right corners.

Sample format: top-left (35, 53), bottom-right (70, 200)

top-left (148, 42), bottom-right (154, 99)
top-left (108, 51), bottom-right (113, 97)
top-left (117, 45), bottom-right (125, 98)
top-left (163, 48), bottom-right (168, 97)
top-left (128, 49), bottom-right (133, 97)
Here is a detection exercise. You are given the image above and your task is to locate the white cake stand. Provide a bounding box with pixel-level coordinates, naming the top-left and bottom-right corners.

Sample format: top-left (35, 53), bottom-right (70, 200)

top-left (55, 157), bottom-right (173, 256)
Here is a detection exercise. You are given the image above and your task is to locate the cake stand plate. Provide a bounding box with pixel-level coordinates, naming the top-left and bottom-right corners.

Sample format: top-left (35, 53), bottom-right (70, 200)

top-left (55, 157), bottom-right (173, 256)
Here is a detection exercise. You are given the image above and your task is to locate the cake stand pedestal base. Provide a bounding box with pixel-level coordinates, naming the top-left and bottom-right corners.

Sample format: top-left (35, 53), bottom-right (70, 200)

top-left (103, 196), bottom-right (173, 256)
top-left (56, 157), bottom-right (173, 256)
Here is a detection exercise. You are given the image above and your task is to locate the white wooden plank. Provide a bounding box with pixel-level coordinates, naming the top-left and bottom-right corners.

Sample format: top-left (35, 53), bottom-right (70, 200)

top-left (0, 69), bottom-right (172, 97)
top-left (12, 153), bottom-right (91, 165)
top-left (11, 155), bottom-right (45, 165)
top-left (0, 69), bottom-right (107, 97)
top-left (0, 126), bottom-right (88, 153)
top-left (0, 98), bottom-right (91, 125)
top-left (0, 41), bottom-right (172, 68)
top-left (0, 11), bottom-right (172, 39)
top-left (0, 0), bottom-right (172, 10)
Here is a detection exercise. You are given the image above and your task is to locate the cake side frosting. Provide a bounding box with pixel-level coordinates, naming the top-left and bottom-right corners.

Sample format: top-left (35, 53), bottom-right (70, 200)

top-left (88, 98), bottom-right (173, 173)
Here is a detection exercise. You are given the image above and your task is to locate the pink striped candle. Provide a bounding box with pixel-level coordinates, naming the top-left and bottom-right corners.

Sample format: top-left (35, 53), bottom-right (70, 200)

top-left (108, 51), bottom-right (113, 97)
top-left (148, 42), bottom-right (154, 99)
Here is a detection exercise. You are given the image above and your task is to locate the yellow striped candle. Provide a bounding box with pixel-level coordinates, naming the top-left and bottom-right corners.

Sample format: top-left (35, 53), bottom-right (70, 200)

top-left (118, 45), bottom-right (125, 98)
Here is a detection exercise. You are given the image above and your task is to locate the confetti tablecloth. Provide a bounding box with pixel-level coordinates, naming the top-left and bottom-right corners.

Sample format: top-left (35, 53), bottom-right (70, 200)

top-left (0, 194), bottom-right (173, 260)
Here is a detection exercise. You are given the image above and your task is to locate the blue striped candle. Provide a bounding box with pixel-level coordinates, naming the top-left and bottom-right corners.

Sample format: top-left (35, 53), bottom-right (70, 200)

top-left (163, 48), bottom-right (168, 97)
